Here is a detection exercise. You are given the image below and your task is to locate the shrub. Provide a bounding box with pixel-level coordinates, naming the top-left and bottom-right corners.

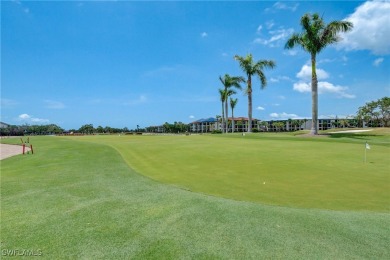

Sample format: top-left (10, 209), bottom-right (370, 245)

top-left (211, 130), bottom-right (223, 134)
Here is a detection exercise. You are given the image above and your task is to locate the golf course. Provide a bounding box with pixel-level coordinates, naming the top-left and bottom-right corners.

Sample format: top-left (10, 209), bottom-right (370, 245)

top-left (1, 129), bottom-right (389, 258)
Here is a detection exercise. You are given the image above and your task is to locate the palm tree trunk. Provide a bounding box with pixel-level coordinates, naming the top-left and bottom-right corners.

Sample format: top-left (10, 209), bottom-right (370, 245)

top-left (225, 100), bottom-right (229, 134)
top-left (221, 101), bottom-right (225, 133)
top-left (311, 53), bottom-right (318, 135)
top-left (247, 75), bottom-right (252, 132)
top-left (232, 109), bottom-right (235, 133)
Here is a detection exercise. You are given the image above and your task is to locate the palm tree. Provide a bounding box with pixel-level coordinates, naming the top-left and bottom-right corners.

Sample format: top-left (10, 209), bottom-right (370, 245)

top-left (230, 98), bottom-right (238, 133)
top-left (285, 13), bottom-right (353, 135)
top-left (234, 54), bottom-right (276, 132)
top-left (219, 74), bottom-right (244, 133)
top-left (259, 121), bottom-right (268, 132)
top-left (224, 88), bottom-right (237, 133)
top-left (218, 89), bottom-right (226, 132)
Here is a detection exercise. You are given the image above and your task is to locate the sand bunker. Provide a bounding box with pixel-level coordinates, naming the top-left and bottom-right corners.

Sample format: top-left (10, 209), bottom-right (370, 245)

top-left (0, 144), bottom-right (31, 160)
top-left (328, 129), bottom-right (373, 134)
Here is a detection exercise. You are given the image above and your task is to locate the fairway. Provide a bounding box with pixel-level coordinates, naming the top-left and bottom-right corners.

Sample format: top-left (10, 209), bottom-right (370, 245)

top-left (72, 132), bottom-right (389, 212)
top-left (1, 132), bottom-right (389, 258)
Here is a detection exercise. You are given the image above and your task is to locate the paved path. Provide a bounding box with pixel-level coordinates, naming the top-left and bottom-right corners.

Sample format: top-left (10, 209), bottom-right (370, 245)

top-left (0, 144), bottom-right (30, 160)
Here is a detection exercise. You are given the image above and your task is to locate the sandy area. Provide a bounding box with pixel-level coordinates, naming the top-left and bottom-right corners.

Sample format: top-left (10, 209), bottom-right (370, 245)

top-left (0, 144), bottom-right (31, 160)
top-left (328, 129), bottom-right (373, 134)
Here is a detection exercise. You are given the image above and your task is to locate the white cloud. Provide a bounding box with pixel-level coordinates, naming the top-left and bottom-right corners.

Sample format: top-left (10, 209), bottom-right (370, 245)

top-left (201, 32), bottom-right (208, 38)
top-left (189, 115), bottom-right (195, 119)
top-left (373, 57), bottom-right (384, 67)
top-left (272, 2), bottom-right (299, 12)
top-left (31, 117), bottom-right (49, 123)
top-left (283, 49), bottom-right (298, 56)
top-left (296, 64), bottom-right (329, 81)
top-left (256, 25), bottom-right (262, 33)
top-left (318, 82), bottom-right (356, 98)
top-left (293, 64), bottom-right (355, 98)
top-left (337, 1), bottom-right (390, 55)
top-left (44, 100), bottom-right (65, 109)
top-left (278, 95), bottom-right (286, 100)
top-left (256, 106), bottom-right (265, 111)
top-left (293, 82), bottom-right (311, 93)
top-left (253, 28), bottom-right (294, 47)
top-left (318, 58), bottom-right (336, 64)
top-left (270, 76), bottom-right (292, 83)
top-left (253, 38), bottom-right (267, 45)
top-left (270, 112), bottom-right (300, 119)
top-left (19, 114), bottom-right (30, 120)
top-left (266, 20), bottom-right (275, 29)
top-left (293, 81), bottom-right (355, 99)
top-left (18, 114), bottom-right (49, 124)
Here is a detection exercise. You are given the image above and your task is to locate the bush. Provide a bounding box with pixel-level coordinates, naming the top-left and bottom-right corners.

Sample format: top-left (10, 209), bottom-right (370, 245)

top-left (252, 128), bottom-right (259, 133)
top-left (211, 130), bottom-right (223, 134)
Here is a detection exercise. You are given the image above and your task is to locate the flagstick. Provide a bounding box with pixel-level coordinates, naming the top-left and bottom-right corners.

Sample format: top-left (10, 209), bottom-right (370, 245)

top-left (364, 144), bottom-right (367, 163)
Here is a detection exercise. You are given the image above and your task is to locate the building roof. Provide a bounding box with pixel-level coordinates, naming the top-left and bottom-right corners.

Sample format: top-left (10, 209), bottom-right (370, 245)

top-left (228, 117), bottom-right (259, 121)
top-left (190, 117), bottom-right (260, 124)
top-left (190, 117), bottom-right (218, 124)
top-left (0, 122), bottom-right (11, 128)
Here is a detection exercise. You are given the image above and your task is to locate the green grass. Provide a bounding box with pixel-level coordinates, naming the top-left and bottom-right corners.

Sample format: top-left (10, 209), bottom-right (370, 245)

top-left (1, 132), bottom-right (389, 258)
top-left (70, 130), bottom-right (389, 212)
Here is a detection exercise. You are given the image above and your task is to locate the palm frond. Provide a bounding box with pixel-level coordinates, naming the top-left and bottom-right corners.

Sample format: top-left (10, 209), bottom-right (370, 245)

top-left (220, 74), bottom-right (244, 91)
top-left (320, 20), bottom-right (353, 45)
top-left (256, 70), bottom-right (267, 89)
top-left (285, 34), bottom-right (301, 49)
top-left (230, 97), bottom-right (238, 109)
top-left (287, 12), bottom-right (353, 55)
top-left (226, 89), bottom-right (236, 97)
top-left (218, 88), bottom-right (226, 102)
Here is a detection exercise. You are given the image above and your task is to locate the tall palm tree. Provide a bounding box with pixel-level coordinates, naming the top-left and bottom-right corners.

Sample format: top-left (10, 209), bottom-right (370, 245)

top-left (219, 74), bottom-right (244, 133)
top-left (234, 54), bottom-right (276, 132)
top-left (230, 97), bottom-right (238, 133)
top-left (224, 88), bottom-right (237, 133)
top-left (218, 88), bottom-right (226, 132)
top-left (285, 13), bottom-right (353, 135)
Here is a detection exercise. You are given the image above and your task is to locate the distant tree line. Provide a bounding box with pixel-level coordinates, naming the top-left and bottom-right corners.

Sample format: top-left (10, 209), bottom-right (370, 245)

top-left (0, 124), bottom-right (64, 136)
top-left (1, 97), bottom-right (388, 136)
top-left (69, 124), bottom-right (130, 134)
top-left (146, 122), bottom-right (188, 133)
top-left (357, 97), bottom-right (389, 127)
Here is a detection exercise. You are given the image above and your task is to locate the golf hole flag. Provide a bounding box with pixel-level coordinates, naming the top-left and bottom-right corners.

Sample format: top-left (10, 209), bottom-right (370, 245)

top-left (364, 142), bottom-right (370, 163)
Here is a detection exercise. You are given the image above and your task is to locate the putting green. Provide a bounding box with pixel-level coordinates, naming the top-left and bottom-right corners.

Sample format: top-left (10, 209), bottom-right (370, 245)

top-left (72, 131), bottom-right (390, 212)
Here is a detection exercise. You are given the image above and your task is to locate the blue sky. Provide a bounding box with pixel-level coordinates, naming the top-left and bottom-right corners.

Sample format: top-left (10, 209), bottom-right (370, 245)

top-left (1, 1), bottom-right (389, 130)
